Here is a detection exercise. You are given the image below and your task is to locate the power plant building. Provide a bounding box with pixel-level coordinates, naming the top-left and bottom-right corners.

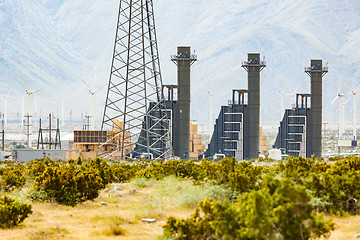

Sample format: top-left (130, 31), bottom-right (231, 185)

top-left (274, 60), bottom-right (328, 158)
top-left (205, 53), bottom-right (268, 160)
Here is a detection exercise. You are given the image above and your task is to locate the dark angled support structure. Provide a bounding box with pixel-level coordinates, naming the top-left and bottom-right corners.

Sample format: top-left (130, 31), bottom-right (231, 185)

top-left (305, 60), bottom-right (328, 157)
top-left (242, 53), bottom-right (266, 159)
top-left (171, 47), bottom-right (197, 160)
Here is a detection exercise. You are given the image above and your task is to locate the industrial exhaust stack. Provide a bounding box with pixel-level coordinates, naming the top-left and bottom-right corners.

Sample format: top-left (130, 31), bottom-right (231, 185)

top-left (242, 53), bottom-right (266, 159)
top-left (171, 46), bottom-right (197, 159)
top-left (305, 60), bottom-right (328, 157)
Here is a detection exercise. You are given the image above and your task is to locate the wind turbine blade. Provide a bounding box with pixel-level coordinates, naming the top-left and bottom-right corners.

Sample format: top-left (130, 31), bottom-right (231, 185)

top-left (12, 89), bottom-right (22, 96)
top-left (342, 78), bottom-right (354, 91)
top-left (260, 73), bottom-right (268, 86)
top-left (344, 96), bottom-right (353, 105)
top-left (94, 84), bottom-right (107, 94)
top-left (293, 81), bottom-right (301, 95)
top-left (206, 77), bottom-right (212, 92)
top-left (5, 89), bottom-right (11, 98)
top-left (31, 87), bottom-right (45, 95)
top-left (80, 78), bottom-right (93, 92)
top-left (212, 93), bottom-right (226, 98)
top-left (273, 94), bottom-right (281, 102)
top-left (20, 76), bottom-right (30, 90)
top-left (331, 95), bottom-right (339, 105)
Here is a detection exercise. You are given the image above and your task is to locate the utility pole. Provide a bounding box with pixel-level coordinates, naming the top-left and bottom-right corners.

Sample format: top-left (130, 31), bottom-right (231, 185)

top-left (49, 113), bottom-right (52, 150)
top-left (25, 114), bottom-right (32, 148)
top-left (1, 120), bottom-right (4, 151)
top-left (84, 115), bottom-right (91, 130)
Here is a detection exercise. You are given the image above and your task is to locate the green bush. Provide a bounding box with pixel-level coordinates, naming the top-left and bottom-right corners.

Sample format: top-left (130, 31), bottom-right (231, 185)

top-left (0, 167), bottom-right (26, 192)
top-left (162, 178), bottom-right (334, 240)
top-left (0, 196), bottom-right (32, 228)
top-left (34, 163), bottom-right (104, 206)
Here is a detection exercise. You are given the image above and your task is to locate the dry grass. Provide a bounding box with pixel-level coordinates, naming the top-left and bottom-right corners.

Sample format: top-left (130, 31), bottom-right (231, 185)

top-left (0, 176), bottom-right (230, 240)
top-left (328, 215), bottom-right (360, 240)
top-left (0, 176), bottom-right (359, 239)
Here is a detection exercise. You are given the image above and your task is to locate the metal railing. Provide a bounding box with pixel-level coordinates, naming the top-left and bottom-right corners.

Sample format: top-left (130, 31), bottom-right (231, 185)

top-left (171, 54), bottom-right (197, 60)
top-left (304, 66), bottom-right (328, 72)
top-left (241, 60), bottom-right (266, 66)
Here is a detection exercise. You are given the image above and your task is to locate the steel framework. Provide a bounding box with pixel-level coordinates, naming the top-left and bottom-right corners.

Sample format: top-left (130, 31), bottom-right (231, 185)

top-left (97, 0), bottom-right (172, 160)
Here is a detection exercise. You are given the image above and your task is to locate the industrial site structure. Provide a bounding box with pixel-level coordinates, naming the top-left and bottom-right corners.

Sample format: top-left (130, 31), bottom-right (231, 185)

top-left (68, 120), bottom-right (132, 160)
top-left (274, 60), bottom-right (328, 157)
top-left (171, 46), bottom-right (197, 159)
top-left (97, 0), bottom-right (172, 160)
top-left (205, 53), bottom-right (267, 160)
top-left (37, 114), bottom-right (61, 150)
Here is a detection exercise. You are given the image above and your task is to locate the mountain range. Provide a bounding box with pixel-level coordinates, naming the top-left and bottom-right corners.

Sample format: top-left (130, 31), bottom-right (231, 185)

top-left (0, 0), bottom-right (359, 127)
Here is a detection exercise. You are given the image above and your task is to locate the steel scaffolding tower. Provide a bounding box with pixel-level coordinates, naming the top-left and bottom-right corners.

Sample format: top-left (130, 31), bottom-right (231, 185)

top-left (97, 0), bottom-right (172, 160)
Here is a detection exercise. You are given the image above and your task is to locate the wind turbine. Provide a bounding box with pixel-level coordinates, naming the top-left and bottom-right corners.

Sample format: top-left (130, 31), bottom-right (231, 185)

top-left (21, 76), bottom-right (44, 147)
top-left (343, 79), bottom-right (360, 140)
top-left (331, 80), bottom-right (345, 139)
top-left (277, 76), bottom-right (300, 121)
top-left (80, 79), bottom-right (106, 129)
top-left (206, 77), bottom-right (225, 135)
top-left (12, 89), bottom-right (26, 127)
top-left (3, 90), bottom-right (11, 126)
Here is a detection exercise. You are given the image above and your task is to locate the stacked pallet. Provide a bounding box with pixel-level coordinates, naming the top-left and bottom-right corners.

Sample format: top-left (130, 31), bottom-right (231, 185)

top-left (189, 122), bottom-right (206, 160)
top-left (259, 126), bottom-right (270, 156)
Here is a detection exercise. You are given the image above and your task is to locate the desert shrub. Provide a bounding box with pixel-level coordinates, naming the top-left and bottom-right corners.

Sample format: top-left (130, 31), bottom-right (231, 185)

top-left (274, 156), bottom-right (360, 214)
top-left (85, 158), bottom-right (113, 185)
top-left (305, 159), bottom-right (360, 213)
top-left (162, 178), bottom-right (334, 240)
top-left (0, 167), bottom-right (26, 192)
top-left (111, 163), bottom-right (138, 182)
top-left (74, 165), bottom-right (104, 202)
top-left (26, 157), bottom-right (60, 179)
top-left (0, 196), bottom-right (32, 228)
top-left (34, 163), bottom-right (104, 206)
top-left (28, 188), bottom-right (51, 202)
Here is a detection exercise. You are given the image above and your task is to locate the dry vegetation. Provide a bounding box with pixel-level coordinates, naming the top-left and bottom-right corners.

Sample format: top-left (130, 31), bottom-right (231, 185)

top-left (0, 176), bottom-right (234, 240)
top-left (1, 157), bottom-right (360, 239)
top-left (0, 177), bottom-right (358, 239)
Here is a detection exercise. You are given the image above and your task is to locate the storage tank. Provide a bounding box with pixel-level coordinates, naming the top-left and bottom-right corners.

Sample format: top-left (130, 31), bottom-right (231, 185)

top-left (268, 149), bottom-right (282, 160)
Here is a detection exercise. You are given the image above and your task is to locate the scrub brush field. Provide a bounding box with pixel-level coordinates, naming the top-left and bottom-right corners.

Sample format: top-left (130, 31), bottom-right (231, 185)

top-left (0, 157), bottom-right (360, 239)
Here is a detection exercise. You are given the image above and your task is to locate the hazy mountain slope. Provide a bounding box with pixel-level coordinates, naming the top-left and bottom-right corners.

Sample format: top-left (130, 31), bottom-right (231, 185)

top-left (0, 0), bottom-right (359, 124)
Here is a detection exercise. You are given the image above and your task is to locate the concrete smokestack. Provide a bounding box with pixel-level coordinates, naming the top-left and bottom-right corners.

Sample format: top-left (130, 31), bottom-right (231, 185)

top-left (305, 60), bottom-right (328, 157)
top-left (171, 47), bottom-right (197, 159)
top-left (242, 53), bottom-right (266, 159)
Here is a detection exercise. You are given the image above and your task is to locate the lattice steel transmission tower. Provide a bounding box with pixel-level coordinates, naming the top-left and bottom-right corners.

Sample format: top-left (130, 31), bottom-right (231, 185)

top-left (97, 0), bottom-right (172, 160)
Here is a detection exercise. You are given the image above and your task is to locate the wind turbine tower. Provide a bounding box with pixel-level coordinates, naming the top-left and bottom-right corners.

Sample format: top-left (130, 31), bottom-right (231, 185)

top-left (343, 79), bottom-right (360, 140)
top-left (80, 79), bottom-right (106, 130)
top-left (331, 80), bottom-right (346, 139)
top-left (21, 76), bottom-right (44, 148)
top-left (3, 92), bottom-right (9, 126)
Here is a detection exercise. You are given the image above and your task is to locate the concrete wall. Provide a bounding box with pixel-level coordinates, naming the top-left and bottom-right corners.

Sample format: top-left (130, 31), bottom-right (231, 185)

top-left (13, 149), bottom-right (67, 162)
